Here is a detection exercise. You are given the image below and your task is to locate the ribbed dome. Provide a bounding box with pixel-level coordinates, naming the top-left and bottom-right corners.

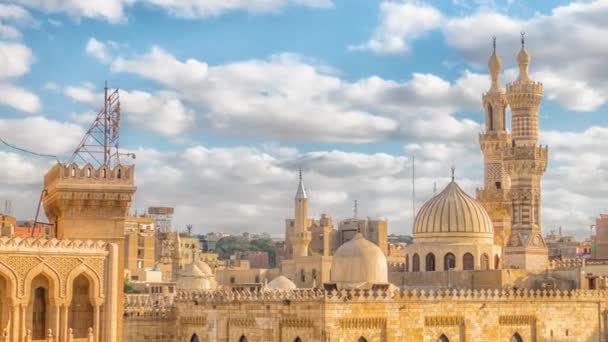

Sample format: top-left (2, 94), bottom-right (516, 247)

top-left (330, 233), bottom-right (388, 286)
top-left (413, 181), bottom-right (493, 243)
top-left (177, 260), bottom-right (214, 290)
top-left (266, 275), bottom-right (296, 290)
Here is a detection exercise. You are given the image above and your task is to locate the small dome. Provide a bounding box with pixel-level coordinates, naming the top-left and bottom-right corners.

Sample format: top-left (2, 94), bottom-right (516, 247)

top-left (182, 261), bottom-right (206, 277)
top-left (517, 48), bottom-right (530, 65)
top-left (266, 275), bottom-right (297, 290)
top-left (177, 260), bottom-right (214, 290)
top-left (330, 233), bottom-right (388, 285)
top-left (413, 181), bottom-right (493, 243)
top-left (194, 260), bottom-right (212, 276)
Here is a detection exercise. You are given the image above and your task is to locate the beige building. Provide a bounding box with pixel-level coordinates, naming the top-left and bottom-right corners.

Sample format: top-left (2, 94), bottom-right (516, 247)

top-left (337, 217), bottom-right (388, 256)
top-left (595, 214), bottom-right (608, 259)
top-left (124, 216), bottom-right (156, 281)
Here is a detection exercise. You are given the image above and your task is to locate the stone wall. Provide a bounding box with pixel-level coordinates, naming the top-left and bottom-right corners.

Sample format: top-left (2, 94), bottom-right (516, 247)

top-left (126, 289), bottom-right (608, 341)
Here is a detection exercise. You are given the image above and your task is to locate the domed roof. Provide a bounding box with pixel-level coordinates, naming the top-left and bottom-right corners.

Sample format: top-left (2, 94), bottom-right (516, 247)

top-left (330, 233), bottom-right (388, 286)
top-left (266, 275), bottom-right (296, 290)
top-left (182, 261), bottom-right (206, 277)
top-left (413, 181), bottom-right (494, 243)
top-left (194, 260), bottom-right (212, 276)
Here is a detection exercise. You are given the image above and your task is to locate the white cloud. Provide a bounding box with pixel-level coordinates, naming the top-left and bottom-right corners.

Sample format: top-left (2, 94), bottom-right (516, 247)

top-left (64, 83), bottom-right (99, 103)
top-left (85, 37), bottom-right (111, 63)
top-left (111, 46), bottom-right (209, 87)
top-left (120, 90), bottom-right (196, 136)
top-left (0, 42), bottom-right (32, 78)
top-left (0, 116), bottom-right (84, 155)
top-left (0, 3), bottom-right (34, 23)
top-left (0, 22), bottom-right (21, 39)
top-left (352, 1), bottom-right (442, 54)
top-left (8, 0), bottom-right (332, 23)
top-left (44, 82), bottom-right (59, 91)
top-left (0, 83), bottom-right (40, 113)
top-left (108, 47), bottom-right (485, 143)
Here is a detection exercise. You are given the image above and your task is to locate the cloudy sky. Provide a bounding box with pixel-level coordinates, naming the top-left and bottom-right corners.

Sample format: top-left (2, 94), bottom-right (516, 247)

top-left (1, 0), bottom-right (607, 238)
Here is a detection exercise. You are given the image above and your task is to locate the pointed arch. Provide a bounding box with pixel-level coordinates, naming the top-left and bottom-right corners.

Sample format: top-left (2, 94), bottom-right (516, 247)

top-left (511, 332), bottom-right (523, 342)
top-left (358, 337), bottom-right (368, 342)
top-left (0, 262), bottom-right (19, 300)
top-left (438, 334), bottom-right (449, 342)
top-left (65, 264), bottom-right (103, 305)
top-left (239, 335), bottom-right (248, 342)
top-left (487, 104), bottom-right (494, 130)
top-left (495, 254), bottom-right (500, 269)
top-left (190, 334), bottom-right (200, 342)
top-left (412, 253), bottom-right (420, 272)
top-left (23, 262), bottom-right (60, 301)
top-left (294, 337), bottom-right (302, 342)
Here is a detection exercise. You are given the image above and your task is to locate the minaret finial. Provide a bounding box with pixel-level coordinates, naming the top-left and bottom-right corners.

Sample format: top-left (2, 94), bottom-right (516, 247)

top-left (299, 167), bottom-right (302, 182)
top-left (451, 165), bottom-right (455, 182)
top-left (492, 36), bottom-right (496, 52)
top-left (520, 31), bottom-right (525, 49)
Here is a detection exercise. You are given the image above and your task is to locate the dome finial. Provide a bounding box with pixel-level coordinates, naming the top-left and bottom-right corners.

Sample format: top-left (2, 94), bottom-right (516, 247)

top-left (520, 31), bottom-right (525, 49)
top-left (299, 167), bottom-right (302, 182)
top-left (451, 165), bottom-right (455, 182)
top-left (492, 35), bottom-right (496, 52)
top-left (516, 31), bottom-right (530, 80)
top-left (488, 36), bottom-right (502, 89)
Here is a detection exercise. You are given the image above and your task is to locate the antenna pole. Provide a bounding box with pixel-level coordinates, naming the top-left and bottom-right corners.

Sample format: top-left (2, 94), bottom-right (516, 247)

top-left (103, 81), bottom-right (108, 165)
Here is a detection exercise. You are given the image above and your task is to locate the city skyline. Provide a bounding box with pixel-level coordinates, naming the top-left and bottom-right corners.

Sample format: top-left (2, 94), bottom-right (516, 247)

top-left (1, 0), bottom-right (607, 238)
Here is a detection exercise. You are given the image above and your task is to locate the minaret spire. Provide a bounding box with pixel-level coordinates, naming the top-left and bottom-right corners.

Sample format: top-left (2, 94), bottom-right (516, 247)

top-left (295, 167), bottom-right (307, 199)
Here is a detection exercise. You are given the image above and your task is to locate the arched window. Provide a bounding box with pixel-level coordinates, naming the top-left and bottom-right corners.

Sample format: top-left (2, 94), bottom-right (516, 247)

top-left (101, 168), bottom-right (107, 178)
top-left (425, 253), bottom-right (436, 272)
top-left (480, 253), bottom-right (490, 270)
top-left (230, 276), bottom-right (235, 284)
top-left (312, 269), bottom-right (317, 280)
top-left (190, 334), bottom-right (200, 342)
top-left (463, 253), bottom-right (474, 270)
top-left (69, 274), bottom-right (94, 338)
top-left (444, 253), bottom-right (456, 271)
top-left (412, 253), bottom-right (420, 272)
top-left (358, 337), bottom-right (368, 342)
top-left (239, 336), bottom-right (248, 342)
top-left (438, 335), bottom-right (449, 342)
top-left (254, 275), bottom-right (260, 283)
top-left (86, 168), bottom-right (91, 177)
top-left (71, 167), bottom-right (76, 176)
top-left (294, 338), bottom-right (302, 342)
top-left (300, 269), bottom-right (305, 283)
top-left (117, 168), bottom-right (122, 179)
top-left (511, 332), bottom-right (523, 342)
top-left (31, 274), bottom-right (51, 340)
top-left (405, 254), bottom-right (409, 272)
top-left (495, 255), bottom-right (500, 269)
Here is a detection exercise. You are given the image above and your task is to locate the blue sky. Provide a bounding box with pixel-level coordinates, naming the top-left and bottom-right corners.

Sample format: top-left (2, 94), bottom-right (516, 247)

top-left (1, 0), bottom-right (607, 238)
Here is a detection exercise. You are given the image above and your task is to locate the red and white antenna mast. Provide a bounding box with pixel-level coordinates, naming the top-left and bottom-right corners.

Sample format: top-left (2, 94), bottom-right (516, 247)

top-left (69, 82), bottom-right (124, 167)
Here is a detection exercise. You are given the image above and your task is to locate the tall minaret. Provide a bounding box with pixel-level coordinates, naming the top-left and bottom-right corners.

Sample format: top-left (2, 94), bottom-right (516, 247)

top-left (290, 169), bottom-right (311, 258)
top-left (477, 37), bottom-right (512, 266)
top-left (503, 33), bottom-right (549, 270)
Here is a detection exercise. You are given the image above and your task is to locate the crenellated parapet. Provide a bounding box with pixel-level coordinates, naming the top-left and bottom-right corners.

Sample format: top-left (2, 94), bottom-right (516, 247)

top-left (169, 288), bottom-right (608, 305)
top-left (124, 294), bottom-right (175, 320)
top-left (0, 236), bottom-right (108, 252)
top-left (44, 162), bottom-right (134, 187)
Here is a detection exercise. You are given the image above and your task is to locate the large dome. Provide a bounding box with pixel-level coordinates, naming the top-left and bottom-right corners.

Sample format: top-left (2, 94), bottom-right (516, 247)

top-left (413, 181), bottom-right (493, 243)
top-left (330, 233), bottom-right (388, 286)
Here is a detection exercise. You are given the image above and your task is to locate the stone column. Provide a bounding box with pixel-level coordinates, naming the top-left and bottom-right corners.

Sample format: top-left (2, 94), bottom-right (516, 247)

top-left (59, 304), bottom-right (68, 342)
top-left (10, 305), bottom-right (18, 342)
top-left (93, 304), bottom-right (100, 342)
top-left (20, 304), bottom-right (26, 342)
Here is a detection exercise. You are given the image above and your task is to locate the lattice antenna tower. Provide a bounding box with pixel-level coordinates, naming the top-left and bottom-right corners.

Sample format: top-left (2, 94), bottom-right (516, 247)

top-left (69, 82), bottom-right (122, 167)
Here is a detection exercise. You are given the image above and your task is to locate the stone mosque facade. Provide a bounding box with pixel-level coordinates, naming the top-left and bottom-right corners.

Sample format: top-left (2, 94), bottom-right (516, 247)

top-left (3, 40), bottom-right (608, 341)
